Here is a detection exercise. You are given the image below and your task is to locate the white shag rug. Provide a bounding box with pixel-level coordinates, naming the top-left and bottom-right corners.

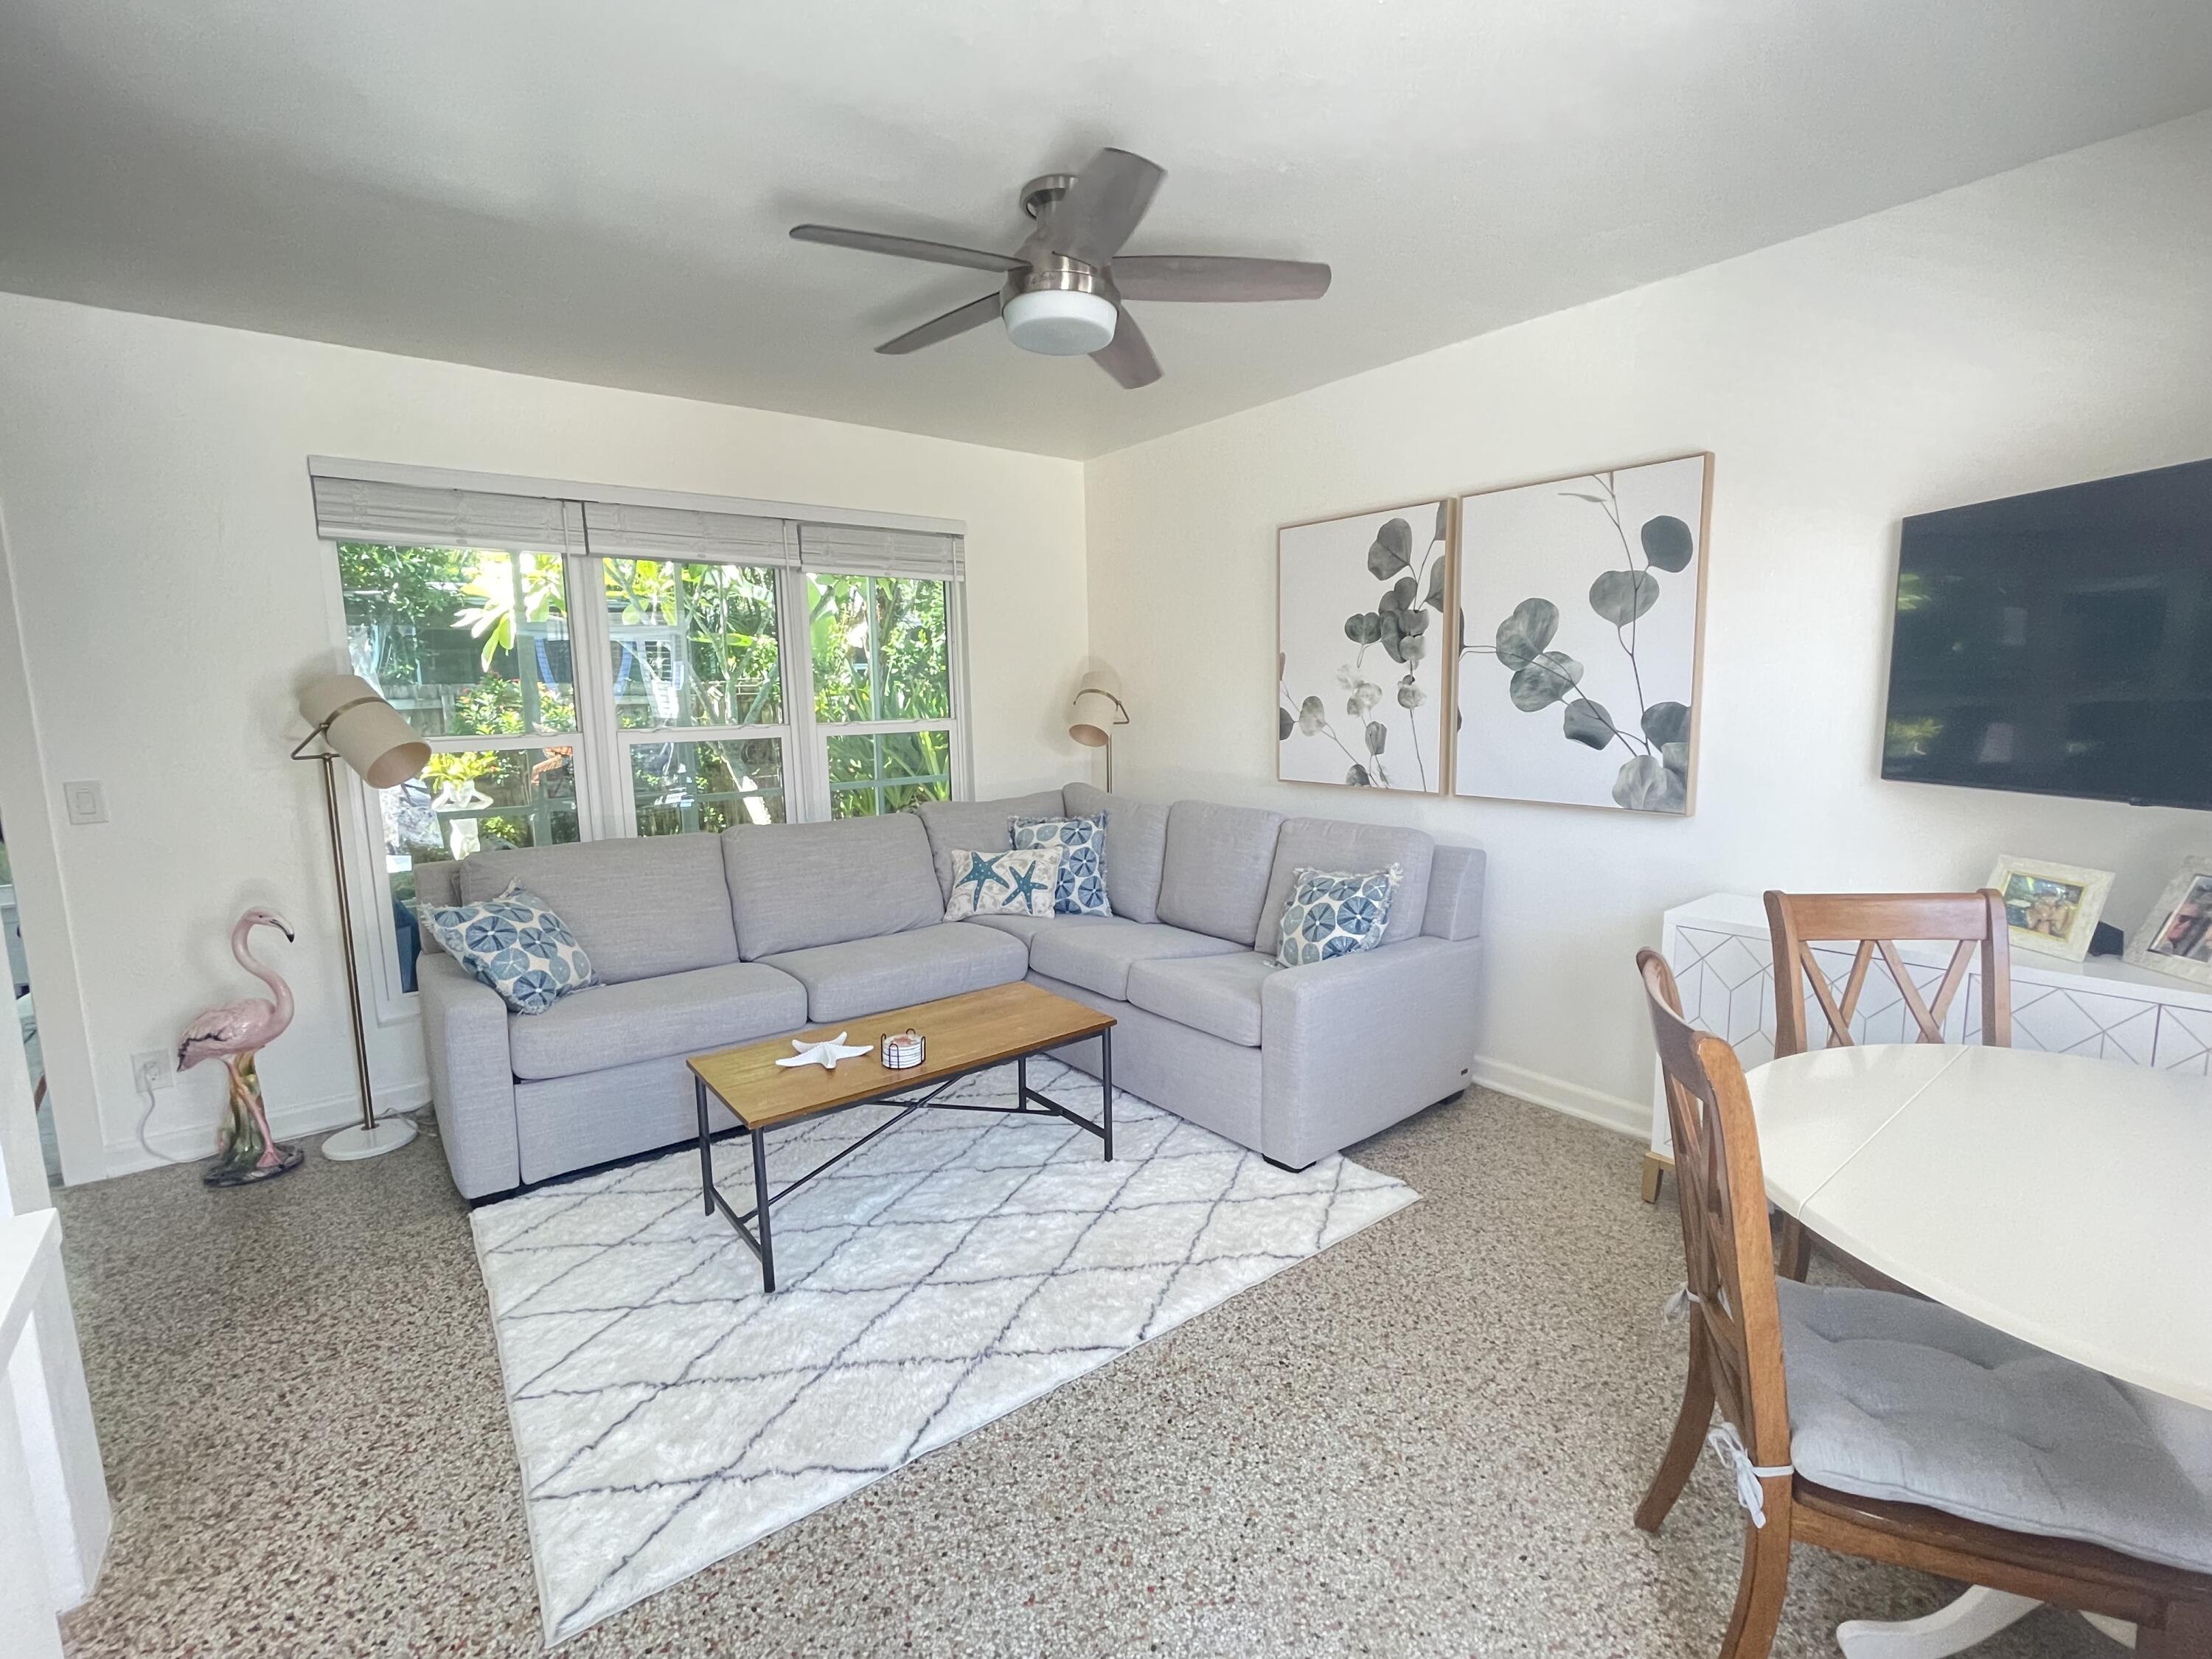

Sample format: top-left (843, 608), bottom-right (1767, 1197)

top-left (471, 1059), bottom-right (1418, 1644)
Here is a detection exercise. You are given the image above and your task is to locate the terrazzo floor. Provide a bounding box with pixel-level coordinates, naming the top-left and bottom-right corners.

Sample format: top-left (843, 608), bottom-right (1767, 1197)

top-left (52, 1088), bottom-right (2110, 1658)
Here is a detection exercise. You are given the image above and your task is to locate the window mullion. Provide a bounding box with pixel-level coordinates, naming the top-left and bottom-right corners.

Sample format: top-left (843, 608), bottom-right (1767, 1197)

top-left (779, 564), bottom-right (826, 821)
top-left (564, 544), bottom-right (628, 838)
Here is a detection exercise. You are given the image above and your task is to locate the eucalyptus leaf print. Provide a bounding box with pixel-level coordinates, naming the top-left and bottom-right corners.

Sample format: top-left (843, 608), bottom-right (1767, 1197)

top-left (1279, 500), bottom-right (1450, 792)
top-left (1454, 455), bottom-right (1708, 813)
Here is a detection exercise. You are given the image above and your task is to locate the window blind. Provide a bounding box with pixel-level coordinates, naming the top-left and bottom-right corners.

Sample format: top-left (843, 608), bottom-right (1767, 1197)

top-left (580, 501), bottom-right (797, 566)
top-left (310, 473), bottom-right (585, 554)
top-left (797, 523), bottom-right (965, 583)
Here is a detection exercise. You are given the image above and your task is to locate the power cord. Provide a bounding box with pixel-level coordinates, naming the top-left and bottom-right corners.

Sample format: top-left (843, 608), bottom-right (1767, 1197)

top-left (134, 1071), bottom-right (195, 1167)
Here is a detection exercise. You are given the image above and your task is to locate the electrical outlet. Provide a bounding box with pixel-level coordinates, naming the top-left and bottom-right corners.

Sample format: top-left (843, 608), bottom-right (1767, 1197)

top-left (131, 1051), bottom-right (173, 1092)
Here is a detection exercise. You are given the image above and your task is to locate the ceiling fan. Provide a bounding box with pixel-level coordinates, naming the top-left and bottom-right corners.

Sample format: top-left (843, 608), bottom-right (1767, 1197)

top-left (790, 147), bottom-right (1331, 389)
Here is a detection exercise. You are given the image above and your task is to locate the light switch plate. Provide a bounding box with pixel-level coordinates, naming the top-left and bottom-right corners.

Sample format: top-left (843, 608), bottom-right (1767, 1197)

top-left (63, 780), bottom-right (108, 824)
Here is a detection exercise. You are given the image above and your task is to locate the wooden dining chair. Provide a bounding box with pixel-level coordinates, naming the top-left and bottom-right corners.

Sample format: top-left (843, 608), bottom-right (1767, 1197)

top-left (1763, 888), bottom-right (2009, 1280)
top-left (1635, 947), bottom-right (2212, 1659)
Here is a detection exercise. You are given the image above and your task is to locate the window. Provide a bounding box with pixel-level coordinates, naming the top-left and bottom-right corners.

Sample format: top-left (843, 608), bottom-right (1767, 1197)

top-left (311, 464), bottom-right (968, 1004)
top-left (607, 557), bottom-right (787, 832)
top-left (807, 573), bottom-right (955, 817)
top-left (339, 541), bottom-right (580, 991)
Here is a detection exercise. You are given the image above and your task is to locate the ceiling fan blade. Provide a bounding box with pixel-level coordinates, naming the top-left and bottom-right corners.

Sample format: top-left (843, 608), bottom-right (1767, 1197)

top-left (876, 292), bottom-right (1003, 355)
top-left (1046, 147), bottom-right (1166, 267)
top-left (1091, 309), bottom-right (1161, 389)
top-left (1110, 255), bottom-right (1332, 302)
top-left (791, 224), bottom-right (1023, 274)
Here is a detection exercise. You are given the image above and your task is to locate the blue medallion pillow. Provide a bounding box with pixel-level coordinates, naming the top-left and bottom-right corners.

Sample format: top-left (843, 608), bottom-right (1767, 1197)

top-left (422, 882), bottom-right (599, 1014)
top-left (1011, 813), bottom-right (1113, 917)
top-left (943, 846), bottom-right (1064, 920)
top-left (1276, 864), bottom-right (1402, 967)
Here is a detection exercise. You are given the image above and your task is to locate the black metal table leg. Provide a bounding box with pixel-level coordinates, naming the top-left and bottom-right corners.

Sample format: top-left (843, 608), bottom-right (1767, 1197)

top-left (695, 1074), bottom-right (713, 1216)
top-left (1101, 1027), bottom-right (1114, 1161)
top-left (751, 1123), bottom-right (776, 1293)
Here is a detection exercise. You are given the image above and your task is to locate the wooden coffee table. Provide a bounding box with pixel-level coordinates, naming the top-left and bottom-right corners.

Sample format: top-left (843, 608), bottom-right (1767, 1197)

top-left (687, 981), bottom-right (1116, 1292)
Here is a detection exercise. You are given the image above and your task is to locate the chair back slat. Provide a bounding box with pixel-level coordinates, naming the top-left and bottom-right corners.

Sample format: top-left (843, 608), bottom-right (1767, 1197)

top-left (1766, 890), bottom-right (2010, 1055)
top-left (1638, 950), bottom-right (1792, 1470)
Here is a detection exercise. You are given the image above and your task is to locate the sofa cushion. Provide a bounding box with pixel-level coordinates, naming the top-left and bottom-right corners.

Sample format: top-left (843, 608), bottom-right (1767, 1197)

top-left (722, 815), bottom-right (942, 959)
top-left (942, 846), bottom-right (1062, 919)
top-left (506, 961), bottom-right (807, 1081)
top-left (762, 922), bottom-right (1028, 1022)
top-left (1255, 818), bottom-right (1434, 950)
top-left (1065, 782), bottom-right (1168, 924)
top-left (914, 791), bottom-right (1068, 897)
top-left (1012, 814), bottom-right (1113, 917)
top-left (458, 832), bottom-right (738, 984)
top-left (1126, 952), bottom-right (1278, 1047)
top-left (1154, 800), bottom-right (1285, 944)
top-left (1780, 1279), bottom-right (2212, 1575)
top-left (1273, 866), bottom-right (1402, 966)
top-left (1028, 918), bottom-right (1243, 1001)
top-left (423, 883), bottom-right (600, 1014)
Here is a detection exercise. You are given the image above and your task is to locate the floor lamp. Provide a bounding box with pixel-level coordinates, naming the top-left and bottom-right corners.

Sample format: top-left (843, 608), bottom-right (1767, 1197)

top-left (294, 675), bottom-right (430, 1162)
top-left (1068, 669), bottom-right (1130, 790)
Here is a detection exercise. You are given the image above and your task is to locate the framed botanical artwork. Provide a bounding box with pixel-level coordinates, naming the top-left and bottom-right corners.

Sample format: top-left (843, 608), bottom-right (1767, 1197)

top-left (1986, 854), bottom-right (2114, 962)
top-left (2125, 858), bottom-right (2212, 984)
top-left (1277, 500), bottom-right (1451, 793)
top-left (1453, 453), bottom-right (1711, 813)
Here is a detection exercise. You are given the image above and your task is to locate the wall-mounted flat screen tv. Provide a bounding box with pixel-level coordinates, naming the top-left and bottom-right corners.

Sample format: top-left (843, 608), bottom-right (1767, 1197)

top-left (1882, 456), bottom-right (2212, 810)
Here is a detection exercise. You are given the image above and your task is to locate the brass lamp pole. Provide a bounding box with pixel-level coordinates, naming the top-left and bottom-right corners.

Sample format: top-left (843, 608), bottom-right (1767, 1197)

top-left (293, 675), bottom-right (430, 1161)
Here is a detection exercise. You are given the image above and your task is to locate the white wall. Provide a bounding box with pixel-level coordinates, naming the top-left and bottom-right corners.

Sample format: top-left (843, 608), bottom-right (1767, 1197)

top-left (1085, 113), bottom-right (2212, 1132)
top-left (0, 298), bottom-right (1088, 1180)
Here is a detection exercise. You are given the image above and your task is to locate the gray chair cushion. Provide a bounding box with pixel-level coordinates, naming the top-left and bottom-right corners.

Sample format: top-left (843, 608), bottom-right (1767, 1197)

top-left (1065, 782), bottom-right (1169, 924)
top-left (1126, 952), bottom-right (1278, 1046)
top-left (1422, 844), bottom-right (1486, 941)
top-left (506, 962), bottom-right (807, 1082)
top-left (456, 834), bottom-right (738, 984)
top-left (762, 922), bottom-right (1028, 1022)
top-left (1253, 818), bottom-right (1435, 952)
top-left (1155, 800), bottom-right (1284, 944)
top-left (1780, 1280), bottom-right (2212, 1575)
top-left (1027, 918), bottom-right (1242, 1001)
top-left (914, 791), bottom-right (1068, 897)
top-left (721, 815), bottom-right (942, 959)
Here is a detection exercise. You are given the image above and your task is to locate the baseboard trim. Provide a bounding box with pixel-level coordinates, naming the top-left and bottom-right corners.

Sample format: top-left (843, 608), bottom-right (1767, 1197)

top-left (102, 1082), bottom-right (431, 1179)
top-left (1467, 1054), bottom-right (1646, 1139)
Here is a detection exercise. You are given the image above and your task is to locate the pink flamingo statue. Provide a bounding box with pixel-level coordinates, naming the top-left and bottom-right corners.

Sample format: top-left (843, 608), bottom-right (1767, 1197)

top-left (178, 907), bottom-right (305, 1186)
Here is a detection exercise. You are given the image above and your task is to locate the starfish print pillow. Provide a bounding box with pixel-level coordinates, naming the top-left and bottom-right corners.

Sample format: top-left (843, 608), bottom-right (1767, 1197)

top-left (943, 846), bottom-right (1065, 921)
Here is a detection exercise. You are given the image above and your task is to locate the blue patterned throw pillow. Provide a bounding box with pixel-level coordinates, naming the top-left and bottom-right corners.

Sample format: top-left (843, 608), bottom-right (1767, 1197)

top-left (1011, 813), bottom-right (1113, 917)
top-left (1276, 864), bottom-right (1402, 967)
top-left (943, 846), bottom-right (1065, 920)
top-left (422, 882), bottom-right (599, 1014)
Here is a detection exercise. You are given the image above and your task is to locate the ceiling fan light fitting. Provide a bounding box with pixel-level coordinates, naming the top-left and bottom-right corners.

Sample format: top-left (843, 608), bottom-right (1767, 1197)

top-left (1002, 289), bottom-right (1117, 356)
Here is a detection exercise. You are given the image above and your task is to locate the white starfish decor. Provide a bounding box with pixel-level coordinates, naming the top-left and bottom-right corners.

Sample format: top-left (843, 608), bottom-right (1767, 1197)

top-left (773, 1032), bottom-right (872, 1071)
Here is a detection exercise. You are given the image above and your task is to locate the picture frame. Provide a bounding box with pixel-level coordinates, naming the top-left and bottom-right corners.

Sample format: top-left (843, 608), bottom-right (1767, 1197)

top-left (2125, 857), bottom-right (2212, 986)
top-left (1276, 498), bottom-right (1453, 795)
top-left (1984, 854), bottom-right (2114, 963)
top-left (1452, 453), bottom-right (1711, 815)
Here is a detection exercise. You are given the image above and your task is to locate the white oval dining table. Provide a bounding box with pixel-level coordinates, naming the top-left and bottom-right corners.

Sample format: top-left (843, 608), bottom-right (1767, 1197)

top-left (1745, 1043), bottom-right (2212, 1658)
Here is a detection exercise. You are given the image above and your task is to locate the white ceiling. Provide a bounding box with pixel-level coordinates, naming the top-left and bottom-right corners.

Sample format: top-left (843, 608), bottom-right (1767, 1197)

top-left (3, 2), bottom-right (2209, 459)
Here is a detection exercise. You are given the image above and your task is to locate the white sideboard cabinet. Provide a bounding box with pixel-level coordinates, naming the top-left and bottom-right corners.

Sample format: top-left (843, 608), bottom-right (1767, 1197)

top-left (1643, 891), bottom-right (2212, 1200)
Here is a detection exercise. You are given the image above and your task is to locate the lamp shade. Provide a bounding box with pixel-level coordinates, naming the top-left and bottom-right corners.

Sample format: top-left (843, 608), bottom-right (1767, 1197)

top-left (1068, 669), bottom-right (1129, 748)
top-left (299, 674), bottom-right (430, 788)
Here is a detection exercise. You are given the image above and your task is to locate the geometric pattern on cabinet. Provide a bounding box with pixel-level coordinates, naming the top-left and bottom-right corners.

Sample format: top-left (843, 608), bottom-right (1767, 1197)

top-left (2152, 1004), bottom-right (2212, 1076)
top-left (1652, 892), bottom-right (2212, 1161)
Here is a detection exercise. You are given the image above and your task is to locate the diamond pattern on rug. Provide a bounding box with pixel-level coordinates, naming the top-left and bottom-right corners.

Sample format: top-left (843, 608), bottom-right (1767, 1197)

top-left (471, 1059), bottom-right (1417, 1644)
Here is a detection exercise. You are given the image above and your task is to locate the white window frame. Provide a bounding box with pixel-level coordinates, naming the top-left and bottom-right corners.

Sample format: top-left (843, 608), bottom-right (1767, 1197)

top-left (311, 462), bottom-right (971, 1026)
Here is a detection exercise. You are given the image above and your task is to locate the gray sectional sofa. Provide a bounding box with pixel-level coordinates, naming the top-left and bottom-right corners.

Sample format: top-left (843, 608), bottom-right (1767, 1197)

top-left (413, 782), bottom-right (1485, 1198)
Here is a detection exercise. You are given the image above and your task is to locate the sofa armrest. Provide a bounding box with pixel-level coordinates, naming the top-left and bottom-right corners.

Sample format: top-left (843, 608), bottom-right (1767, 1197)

top-left (1259, 936), bottom-right (1481, 1167)
top-left (416, 953), bottom-right (519, 1198)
